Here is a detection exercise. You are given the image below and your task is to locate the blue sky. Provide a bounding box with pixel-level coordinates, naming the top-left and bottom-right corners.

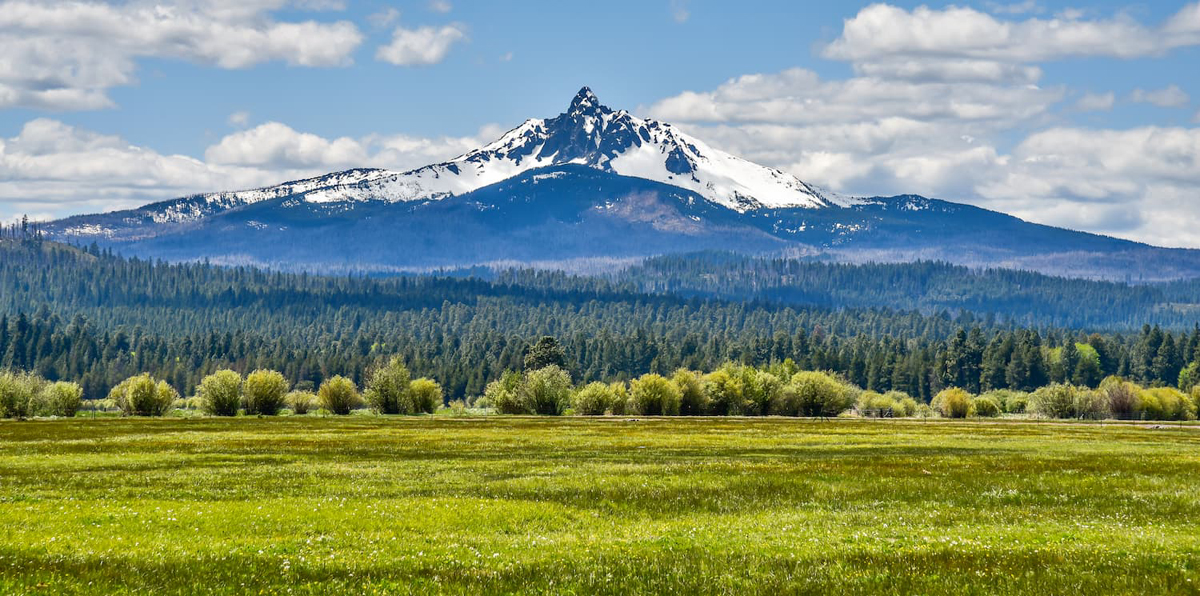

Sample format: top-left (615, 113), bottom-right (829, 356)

top-left (2, 0), bottom-right (1199, 246)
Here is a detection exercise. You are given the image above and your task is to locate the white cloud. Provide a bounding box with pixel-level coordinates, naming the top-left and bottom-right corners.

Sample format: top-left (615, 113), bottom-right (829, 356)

top-left (0, 0), bottom-right (364, 110)
top-left (429, 0), bottom-right (452, 13)
top-left (500, 52), bottom-right (514, 62)
top-left (228, 111), bottom-right (251, 127)
top-left (369, 8), bottom-right (401, 28)
top-left (986, 1), bottom-right (1043, 16)
top-left (1130, 85), bottom-right (1191, 108)
top-left (376, 23), bottom-right (466, 66)
top-left (0, 118), bottom-right (494, 221)
top-left (1074, 92), bottom-right (1115, 112)
top-left (823, 3), bottom-right (1200, 65)
top-left (670, 0), bottom-right (690, 23)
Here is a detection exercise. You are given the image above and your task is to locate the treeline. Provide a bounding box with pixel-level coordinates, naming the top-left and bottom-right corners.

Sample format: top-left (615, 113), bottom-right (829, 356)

top-left (4, 239), bottom-right (1200, 401)
top-left (490, 252), bottom-right (1200, 329)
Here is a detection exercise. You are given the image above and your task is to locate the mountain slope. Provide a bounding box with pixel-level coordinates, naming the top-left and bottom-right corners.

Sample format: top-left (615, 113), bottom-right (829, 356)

top-left (43, 88), bottom-right (1200, 280)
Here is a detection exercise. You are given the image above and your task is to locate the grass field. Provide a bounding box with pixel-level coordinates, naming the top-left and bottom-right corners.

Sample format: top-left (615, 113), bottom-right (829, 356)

top-left (1, 417), bottom-right (1198, 595)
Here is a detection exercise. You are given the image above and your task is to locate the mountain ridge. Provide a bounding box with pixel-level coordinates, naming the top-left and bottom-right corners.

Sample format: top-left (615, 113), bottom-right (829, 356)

top-left (42, 88), bottom-right (1200, 281)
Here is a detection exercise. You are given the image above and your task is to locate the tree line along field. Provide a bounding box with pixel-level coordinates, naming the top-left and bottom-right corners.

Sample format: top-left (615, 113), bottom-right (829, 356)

top-left (3, 352), bottom-right (1199, 422)
top-left (0, 416), bottom-right (1196, 595)
top-left (7, 238), bottom-right (1200, 404)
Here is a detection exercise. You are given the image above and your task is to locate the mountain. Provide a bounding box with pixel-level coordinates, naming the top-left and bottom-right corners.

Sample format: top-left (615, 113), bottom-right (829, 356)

top-left (44, 88), bottom-right (1200, 280)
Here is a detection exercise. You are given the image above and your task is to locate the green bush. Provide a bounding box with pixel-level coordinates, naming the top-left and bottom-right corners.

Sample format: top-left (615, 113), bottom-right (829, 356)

top-left (572, 382), bottom-right (616, 416)
top-left (485, 371), bottom-right (526, 415)
top-left (244, 369), bottom-right (289, 416)
top-left (197, 370), bottom-right (243, 416)
top-left (607, 382), bottom-right (629, 416)
top-left (915, 404), bottom-right (936, 418)
top-left (285, 391), bottom-right (317, 415)
top-left (892, 394), bottom-right (919, 417)
top-left (856, 391), bottom-right (901, 417)
top-left (0, 371), bottom-right (41, 419)
top-left (702, 369), bottom-right (745, 415)
top-left (788, 371), bottom-right (855, 417)
top-left (521, 365), bottom-right (573, 416)
top-left (971, 396), bottom-right (1002, 418)
top-left (932, 388), bottom-right (972, 418)
top-left (364, 357), bottom-right (413, 414)
top-left (1137, 387), bottom-right (1196, 421)
top-left (409, 378), bottom-right (442, 414)
top-left (1072, 388), bottom-right (1110, 420)
top-left (741, 370), bottom-right (782, 416)
top-left (1099, 376), bottom-right (1140, 419)
top-left (318, 376), bottom-right (361, 415)
top-left (672, 369), bottom-right (709, 416)
top-left (629, 373), bottom-right (682, 416)
top-left (110, 374), bottom-right (178, 417)
top-left (1029, 383), bottom-right (1081, 419)
top-left (39, 381), bottom-right (83, 417)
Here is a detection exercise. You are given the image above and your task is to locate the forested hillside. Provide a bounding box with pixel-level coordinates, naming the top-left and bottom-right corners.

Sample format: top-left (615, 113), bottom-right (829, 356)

top-left (3, 238), bottom-right (1200, 401)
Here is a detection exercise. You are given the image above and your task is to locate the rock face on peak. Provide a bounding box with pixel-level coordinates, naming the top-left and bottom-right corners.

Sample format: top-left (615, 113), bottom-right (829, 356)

top-left (42, 88), bottom-right (1200, 279)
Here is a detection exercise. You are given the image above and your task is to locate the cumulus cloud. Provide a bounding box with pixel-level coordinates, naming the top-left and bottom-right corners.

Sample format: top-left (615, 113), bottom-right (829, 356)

top-left (376, 23), bottom-right (466, 66)
top-left (823, 3), bottom-right (1200, 65)
top-left (429, 0), bottom-right (452, 13)
top-left (1074, 92), bottom-right (1115, 112)
top-left (0, 118), bottom-right (494, 222)
top-left (1130, 85), bottom-right (1191, 108)
top-left (641, 3), bottom-right (1200, 247)
top-left (0, 0), bottom-right (363, 110)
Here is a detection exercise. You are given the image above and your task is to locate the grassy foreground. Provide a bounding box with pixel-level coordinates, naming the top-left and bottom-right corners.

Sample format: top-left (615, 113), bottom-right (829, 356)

top-left (1, 417), bottom-right (1198, 595)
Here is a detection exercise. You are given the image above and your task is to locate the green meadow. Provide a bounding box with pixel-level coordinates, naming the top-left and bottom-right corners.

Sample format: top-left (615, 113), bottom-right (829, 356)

top-left (1, 417), bottom-right (1198, 595)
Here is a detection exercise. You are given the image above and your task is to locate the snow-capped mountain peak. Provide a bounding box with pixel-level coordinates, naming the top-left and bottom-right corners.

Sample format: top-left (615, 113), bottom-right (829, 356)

top-left (87, 88), bottom-right (853, 227)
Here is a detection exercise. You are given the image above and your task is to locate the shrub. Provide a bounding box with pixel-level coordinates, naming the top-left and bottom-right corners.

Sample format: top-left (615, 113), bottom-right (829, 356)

top-left (630, 373), bottom-right (682, 416)
top-left (285, 391), bottom-right (317, 415)
top-left (318, 376), bottom-right (361, 415)
top-left (485, 371), bottom-right (526, 415)
top-left (1137, 387), bottom-right (1196, 421)
top-left (971, 396), bottom-right (1002, 418)
top-left (39, 381), bottom-right (83, 418)
top-left (932, 388), bottom-right (972, 418)
top-left (198, 369), bottom-right (242, 414)
top-left (856, 391), bottom-right (899, 418)
top-left (702, 369), bottom-right (745, 415)
top-left (789, 371), bottom-right (855, 417)
top-left (409, 378), bottom-right (442, 414)
top-left (110, 374), bottom-right (178, 416)
top-left (197, 370), bottom-right (243, 416)
top-left (673, 369), bottom-right (708, 416)
top-left (608, 382), bottom-right (629, 416)
top-left (572, 382), bottom-right (616, 416)
top-left (0, 371), bottom-right (41, 419)
top-left (915, 404), bottom-right (936, 418)
top-left (892, 394), bottom-right (919, 417)
top-left (1029, 383), bottom-right (1081, 419)
top-left (741, 370), bottom-right (782, 416)
top-left (980, 390), bottom-right (1026, 414)
top-left (1072, 388), bottom-right (1110, 420)
top-left (364, 357), bottom-right (413, 414)
top-left (1099, 376), bottom-right (1140, 419)
top-left (521, 365), bottom-right (572, 416)
top-left (244, 369), bottom-right (289, 416)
